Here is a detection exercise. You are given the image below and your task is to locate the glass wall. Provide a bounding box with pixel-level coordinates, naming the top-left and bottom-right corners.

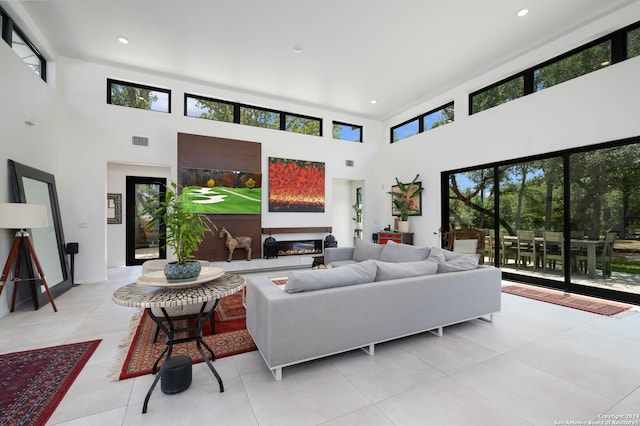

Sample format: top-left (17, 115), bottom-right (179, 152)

top-left (444, 139), bottom-right (640, 304)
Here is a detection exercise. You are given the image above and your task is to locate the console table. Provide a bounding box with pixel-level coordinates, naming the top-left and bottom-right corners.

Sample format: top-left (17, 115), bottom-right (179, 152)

top-left (112, 271), bottom-right (245, 413)
top-left (376, 231), bottom-right (413, 245)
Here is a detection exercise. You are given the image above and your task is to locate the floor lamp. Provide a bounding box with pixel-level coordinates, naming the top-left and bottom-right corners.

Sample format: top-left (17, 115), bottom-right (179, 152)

top-left (0, 202), bottom-right (58, 312)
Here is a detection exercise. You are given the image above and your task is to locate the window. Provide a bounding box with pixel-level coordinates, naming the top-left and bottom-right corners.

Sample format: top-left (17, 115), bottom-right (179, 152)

top-left (470, 76), bottom-right (524, 115)
top-left (628, 26), bottom-right (640, 59)
top-left (424, 103), bottom-right (454, 131)
top-left (185, 94), bottom-right (233, 123)
top-left (240, 106), bottom-right (280, 129)
top-left (391, 119), bottom-right (419, 143)
top-left (1, 6), bottom-right (46, 81)
top-left (443, 138), bottom-right (640, 305)
top-left (390, 102), bottom-right (454, 143)
top-left (107, 79), bottom-right (171, 113)
top-left (332, 121), bottom-right (363, 142)
top-left (285, 114), bottom-right (322, 136)
top-left (534, 40), bottom-right (611, 91)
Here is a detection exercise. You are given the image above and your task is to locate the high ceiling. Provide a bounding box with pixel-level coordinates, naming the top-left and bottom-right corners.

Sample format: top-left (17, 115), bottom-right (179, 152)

top-left (8, 0), bottom-right (640, 119)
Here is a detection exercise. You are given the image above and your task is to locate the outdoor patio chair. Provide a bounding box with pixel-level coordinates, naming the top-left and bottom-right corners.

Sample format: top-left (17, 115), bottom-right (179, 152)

top-left (543, 231), bottom-right (564, 271)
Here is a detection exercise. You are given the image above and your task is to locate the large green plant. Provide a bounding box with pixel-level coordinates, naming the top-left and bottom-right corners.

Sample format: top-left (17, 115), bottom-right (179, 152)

top-left (389, 174), bottom-right (423, 221)
top-left (141, 182), bottom-right (216, 264)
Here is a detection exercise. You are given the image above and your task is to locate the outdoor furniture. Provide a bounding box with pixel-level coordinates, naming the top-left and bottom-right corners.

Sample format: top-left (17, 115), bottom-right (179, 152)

top-left (543, 231), bottom-right (564, 271)
top-left (445, 227), bottom-right (486, 264)
top-left (516, 230), bottom-right (539, 269)
top-left (575, 232), bottom-right (616, 278)
top-left (500, 233), bottom-right (518, 266)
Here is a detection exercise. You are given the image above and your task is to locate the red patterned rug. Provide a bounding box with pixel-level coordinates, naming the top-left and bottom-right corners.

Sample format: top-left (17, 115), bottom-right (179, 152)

top-left (502, 285), bottom-right (633, 316)
top-left (0, 339), bottom-right (101, 426)
top-left (116, 292), bottom-right (256, 380)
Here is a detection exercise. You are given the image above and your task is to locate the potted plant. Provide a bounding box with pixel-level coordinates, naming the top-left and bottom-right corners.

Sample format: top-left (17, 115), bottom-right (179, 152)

top-left (141, 182), bottom-right (216, 281)
top-left (352, 203), bottom-right (363, 230)
top-left (388, 174), bottom-right (423, 233)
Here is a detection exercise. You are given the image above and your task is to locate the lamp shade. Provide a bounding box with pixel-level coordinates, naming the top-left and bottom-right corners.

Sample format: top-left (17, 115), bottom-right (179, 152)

top-left (0, 203), bottom-right (48, 229)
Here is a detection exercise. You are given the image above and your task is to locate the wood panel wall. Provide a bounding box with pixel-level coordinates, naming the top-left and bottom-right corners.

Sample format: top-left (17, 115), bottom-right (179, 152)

top-left (177, 133), bottom-right (262, 261)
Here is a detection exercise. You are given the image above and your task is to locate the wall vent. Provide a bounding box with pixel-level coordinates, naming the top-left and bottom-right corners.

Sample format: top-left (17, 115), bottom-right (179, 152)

top-left (345, 160), bottom-right (354, 167)
top-left (132, 136), bottom-right (149, 147)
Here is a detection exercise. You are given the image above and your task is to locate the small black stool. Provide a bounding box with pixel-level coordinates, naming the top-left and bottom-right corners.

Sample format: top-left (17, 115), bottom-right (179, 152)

top-left (160, 355), bottom-right (192, 394)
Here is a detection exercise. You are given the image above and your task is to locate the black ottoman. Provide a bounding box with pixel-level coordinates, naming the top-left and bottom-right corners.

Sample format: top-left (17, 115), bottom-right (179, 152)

top-left (160, 355), bottom-right (192, 394)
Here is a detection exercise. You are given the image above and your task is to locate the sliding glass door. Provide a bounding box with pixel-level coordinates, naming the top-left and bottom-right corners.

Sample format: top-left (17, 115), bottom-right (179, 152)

top-left (443, 138), bottom-right (640, 304)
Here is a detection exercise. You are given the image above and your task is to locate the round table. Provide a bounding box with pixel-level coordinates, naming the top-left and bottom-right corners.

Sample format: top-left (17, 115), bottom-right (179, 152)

top-left (112, 272), bottom-right (245, 414)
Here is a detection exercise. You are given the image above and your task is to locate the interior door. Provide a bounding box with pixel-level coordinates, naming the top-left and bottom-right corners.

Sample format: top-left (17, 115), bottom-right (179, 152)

top-left (126, 176), bottom-right (166, 266)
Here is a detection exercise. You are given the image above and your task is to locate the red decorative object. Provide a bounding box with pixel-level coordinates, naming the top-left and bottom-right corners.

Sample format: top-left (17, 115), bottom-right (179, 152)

top-left (268, 157), bottom-right (325, 212)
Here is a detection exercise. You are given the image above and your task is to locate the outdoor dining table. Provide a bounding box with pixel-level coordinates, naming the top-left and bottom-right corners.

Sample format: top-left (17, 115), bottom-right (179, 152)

top-left (500, 235), bottom-right (604, 279)
top-left (112, 269), bottom-right (245, 413)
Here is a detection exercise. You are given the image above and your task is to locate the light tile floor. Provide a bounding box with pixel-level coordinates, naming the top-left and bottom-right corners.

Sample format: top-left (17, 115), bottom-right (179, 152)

top-left (2, 266), bottom-right (640, 426)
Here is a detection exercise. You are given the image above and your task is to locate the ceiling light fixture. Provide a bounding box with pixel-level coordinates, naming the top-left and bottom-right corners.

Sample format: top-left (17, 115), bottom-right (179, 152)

top-left (370, 100), bottom-right (377, 104)
top-left (118, 36), bottom-right (129, 44)
top-left (516, 9), bottom-right (529, 17)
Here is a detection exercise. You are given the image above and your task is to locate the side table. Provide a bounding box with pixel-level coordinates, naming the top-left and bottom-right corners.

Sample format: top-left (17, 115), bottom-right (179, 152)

top-left (112, 271), bottom-right (245, 413)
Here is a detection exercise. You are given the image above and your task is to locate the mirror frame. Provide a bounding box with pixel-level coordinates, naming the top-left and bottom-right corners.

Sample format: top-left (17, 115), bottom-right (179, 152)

top-left (8, 160), bottom-right (71, 309)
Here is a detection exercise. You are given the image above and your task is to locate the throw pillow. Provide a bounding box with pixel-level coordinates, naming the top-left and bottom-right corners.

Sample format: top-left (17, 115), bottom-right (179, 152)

top-left (285, 259), bottom-right (377, 293)
top-left (374, 259), bottom-right (438, 281)
top-left (453, 239), bottom-right (478, 254)
top-left (353, 238), bottom-right (385, 262)
top-left (429, 247), bottom-right (467, 262)
top-left (436, 253), bottom-right (480, 273)
top-left (379, 241), bottom-right (431, 262)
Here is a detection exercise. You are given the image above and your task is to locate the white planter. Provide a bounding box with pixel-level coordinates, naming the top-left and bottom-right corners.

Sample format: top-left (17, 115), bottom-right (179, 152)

top-left (397, 220), bottom-right (410, 233)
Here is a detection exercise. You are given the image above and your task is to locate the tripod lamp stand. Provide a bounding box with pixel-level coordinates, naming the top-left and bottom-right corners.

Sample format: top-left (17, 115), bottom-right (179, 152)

top-left (0, 202), bottom-right (57, 312)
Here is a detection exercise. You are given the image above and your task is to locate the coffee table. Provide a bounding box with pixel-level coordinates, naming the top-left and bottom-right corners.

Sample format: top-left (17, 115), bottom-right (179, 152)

top-left (112, 271), bottom-right (245, 413)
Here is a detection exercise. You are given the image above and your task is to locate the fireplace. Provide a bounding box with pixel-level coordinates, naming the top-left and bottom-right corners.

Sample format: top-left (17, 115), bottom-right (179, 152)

top-left (263, 239), bottom-right (323, 258)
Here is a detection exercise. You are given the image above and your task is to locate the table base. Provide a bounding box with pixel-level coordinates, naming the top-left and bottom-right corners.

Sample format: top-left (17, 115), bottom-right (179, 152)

top-left (142, 302), bottom-right (224, 414)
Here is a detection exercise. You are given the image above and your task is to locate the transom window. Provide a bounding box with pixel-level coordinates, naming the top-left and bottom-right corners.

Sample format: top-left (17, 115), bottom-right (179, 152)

top-left (332, 121), bottom-right (363, 142)
top-left (391, 102), bottom-right (454, 143)
top-left (1, 6), bottom-right (46, 81)
top-left (107, 79), bottom-right (171, 113)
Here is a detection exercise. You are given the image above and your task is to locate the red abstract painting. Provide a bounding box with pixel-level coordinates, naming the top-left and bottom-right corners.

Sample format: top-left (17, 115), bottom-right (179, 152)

top-left (268, 157), bottom-right (325, 212)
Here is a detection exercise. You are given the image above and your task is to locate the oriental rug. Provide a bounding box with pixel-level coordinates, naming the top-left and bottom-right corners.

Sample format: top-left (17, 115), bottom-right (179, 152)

top-left (0, 339), bottom-right (101, 426)
top-left (116, 292), bottom-right (256, 380)
top-left (502, 284), bottom-right (632, 316)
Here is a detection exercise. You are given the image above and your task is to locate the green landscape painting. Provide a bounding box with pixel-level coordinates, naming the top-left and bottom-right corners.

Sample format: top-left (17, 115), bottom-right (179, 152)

top-left (182, 167), bottom-right (262, 214)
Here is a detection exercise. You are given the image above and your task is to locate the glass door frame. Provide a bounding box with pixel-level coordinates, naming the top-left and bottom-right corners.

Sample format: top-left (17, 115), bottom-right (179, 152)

top-left (441, 136), bottom-right (640, 306)
top-left (125, 176), bottom-right (166, 266)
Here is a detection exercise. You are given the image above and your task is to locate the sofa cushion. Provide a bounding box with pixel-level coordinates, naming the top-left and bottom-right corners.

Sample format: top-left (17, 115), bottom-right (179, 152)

top-left (428, 247), bottom-right (468, 262)
top-left (436, 253), bottom-right (480, 273)
top-left (328, 259), bottom-right (358, 268)
top-left (373, 259), bottom-right (438, 281)
top-left (379, 241), bottom-right (431, 262)
top-left (285, 260), bottom-right (377, 293)
top-left (353, 239), bottom-right (385, 262)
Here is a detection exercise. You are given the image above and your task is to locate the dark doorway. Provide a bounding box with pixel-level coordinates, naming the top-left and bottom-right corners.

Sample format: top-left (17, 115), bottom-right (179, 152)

top-left (126, 176), bottom-right (166, 266)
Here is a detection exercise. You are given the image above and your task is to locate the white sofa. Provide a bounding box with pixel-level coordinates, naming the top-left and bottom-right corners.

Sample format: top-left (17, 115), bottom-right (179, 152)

top-left (246, 241), bottom-right (502, 380)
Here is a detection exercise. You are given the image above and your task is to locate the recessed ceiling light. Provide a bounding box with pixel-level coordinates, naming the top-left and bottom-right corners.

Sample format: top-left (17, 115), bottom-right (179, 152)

top-left (370, 100), bottom-right (377, 104)
top-left (516, 9), bottom-right (529, 17)
top-left (118, 36), bottom-right (129, 44)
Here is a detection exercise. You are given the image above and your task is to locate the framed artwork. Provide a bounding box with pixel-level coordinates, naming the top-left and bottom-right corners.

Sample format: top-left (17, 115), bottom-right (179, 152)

top-left (391, 182), bottom-right (422, 216)
top-left (181, 167), bottom-right (262, 214)
top-left (107, 193), bottom-right (122, 224)
top-left (268, 157), bottom-right (325, 212)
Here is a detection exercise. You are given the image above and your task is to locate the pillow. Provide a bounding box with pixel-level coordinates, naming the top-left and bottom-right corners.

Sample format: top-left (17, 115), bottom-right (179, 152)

top-left (436, 254), bottom-right (480, 273)
top-left (374, 259), bottom-right (438, 281)
top-left (285, 260), bottom-right (377, 293)
top-left (429, 247), bottom-right (467, 262)
top-left (453, 239), bottom-right (478, 254)
top-left (353, 239), bottom-right (384, 262)
top-left (379, 241), bottom-right (431, 262)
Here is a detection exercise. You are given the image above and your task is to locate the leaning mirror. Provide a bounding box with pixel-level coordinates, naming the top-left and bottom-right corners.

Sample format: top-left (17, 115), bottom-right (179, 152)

top-left (9, 160), bottom-right (71, 309)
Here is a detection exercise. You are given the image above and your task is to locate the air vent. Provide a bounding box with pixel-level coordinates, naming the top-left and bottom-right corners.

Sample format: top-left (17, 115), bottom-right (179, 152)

top-left (345, 160), bottom-right (354, 167)
top-left (131, 136), bottom-right (149, 147)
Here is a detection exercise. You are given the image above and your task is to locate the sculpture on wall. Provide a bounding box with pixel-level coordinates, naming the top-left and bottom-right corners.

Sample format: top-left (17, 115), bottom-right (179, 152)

top-left (219, 227), bottom-right (252, 261)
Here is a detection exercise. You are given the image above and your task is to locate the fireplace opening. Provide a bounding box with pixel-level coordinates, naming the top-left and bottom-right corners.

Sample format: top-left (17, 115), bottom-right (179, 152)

top-left (264, 239), bottom-right (323, 258)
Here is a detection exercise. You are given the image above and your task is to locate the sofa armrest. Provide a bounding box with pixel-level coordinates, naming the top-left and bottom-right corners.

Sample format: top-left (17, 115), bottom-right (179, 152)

top-left (324, 247), bottom-right (355, 265)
